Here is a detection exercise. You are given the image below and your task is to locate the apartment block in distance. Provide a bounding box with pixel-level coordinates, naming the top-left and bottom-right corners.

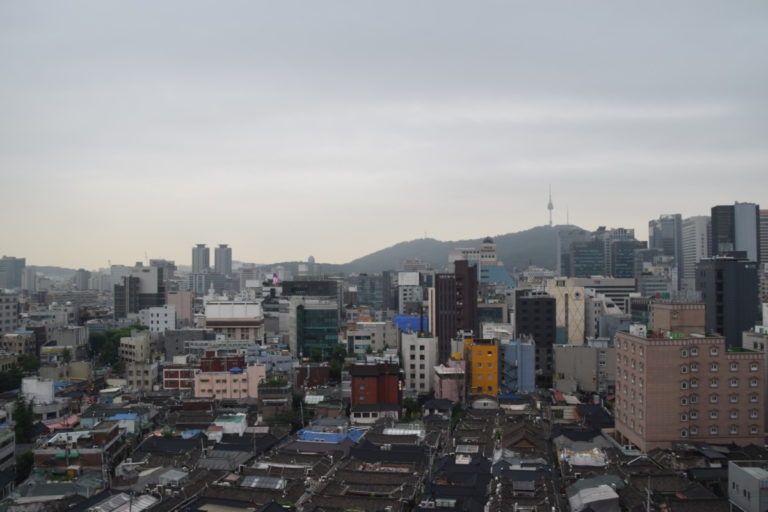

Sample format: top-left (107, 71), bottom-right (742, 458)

top-left (615, 328), bottom-right (764, 452)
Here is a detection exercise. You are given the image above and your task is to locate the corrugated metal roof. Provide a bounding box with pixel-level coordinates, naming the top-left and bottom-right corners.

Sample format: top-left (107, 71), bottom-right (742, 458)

top-left (241, 476), bottom-right (287, 490)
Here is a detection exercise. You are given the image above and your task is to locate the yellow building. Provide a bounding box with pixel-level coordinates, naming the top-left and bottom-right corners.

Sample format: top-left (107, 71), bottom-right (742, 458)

top-left (464, 338), bottom-right (499, 395)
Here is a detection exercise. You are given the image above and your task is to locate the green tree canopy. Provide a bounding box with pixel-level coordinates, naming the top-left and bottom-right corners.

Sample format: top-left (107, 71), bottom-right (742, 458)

top-left (13, 397), bottom-right (35, 444)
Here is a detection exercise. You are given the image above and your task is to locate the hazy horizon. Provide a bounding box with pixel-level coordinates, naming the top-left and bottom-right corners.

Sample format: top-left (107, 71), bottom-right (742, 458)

top-left (3, 1), bottom-right (767, 269)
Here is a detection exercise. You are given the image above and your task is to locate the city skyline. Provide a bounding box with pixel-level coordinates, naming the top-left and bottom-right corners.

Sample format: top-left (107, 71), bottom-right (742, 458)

top-left (2, 1), bottom-right (767, 268)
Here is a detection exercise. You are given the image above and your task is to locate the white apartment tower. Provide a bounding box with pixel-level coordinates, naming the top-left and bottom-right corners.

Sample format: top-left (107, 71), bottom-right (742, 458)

top-left (401, 332), bottom-right (438, 394)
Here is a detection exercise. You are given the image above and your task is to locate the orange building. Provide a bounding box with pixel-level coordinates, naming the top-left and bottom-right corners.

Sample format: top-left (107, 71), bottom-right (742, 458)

top-left (465, 338), bottom-right (499, 395)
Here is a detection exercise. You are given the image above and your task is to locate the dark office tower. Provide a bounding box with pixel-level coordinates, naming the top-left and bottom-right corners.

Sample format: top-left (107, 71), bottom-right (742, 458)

top-left (711, 203), bottom-right (760, 261)
top-left (0, 256), bottom-right (26, 289)
top-left (515, 290), bottom-right (556, 388)
top-left (570, 240), bottom-right (605, 278)
top-left (357, 274), bottom-right (385, 310)
top-left (610, 240), bottom-right (647, 279)
top-left (696, 256), bottom-right (758, 348)
top-left (434, 260), bottom-right (478, 364)
top-left (434, 273), bottom-right (457, 364)
top-left (557, 228), bottom-right (591, 276)
top-left (381, 270), bottom-right (398, 311)
top-left (649, 214), bottom-right (683, 286)
top-left (282, 280), bottom-right (339, 297)
top-left (761, 210), bottom-right (768, 301)
top-left (113, 264), bottom-right (166, 318)
top-left (214, 244), bottom-right (233, 276)
top-left (454, 260), bottom-right (478, 335)
top-left (114, 276), bottom-right (140, 319)
top-left (191, 244), bottom-right (210, 274)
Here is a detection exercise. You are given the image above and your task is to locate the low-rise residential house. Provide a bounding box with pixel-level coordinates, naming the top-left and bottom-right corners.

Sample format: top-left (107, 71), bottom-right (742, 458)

top-left (193, 365), bottom-right (266, 400)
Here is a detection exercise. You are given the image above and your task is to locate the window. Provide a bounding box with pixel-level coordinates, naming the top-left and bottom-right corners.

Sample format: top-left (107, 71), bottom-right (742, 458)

top-left (681, 349), bottom-right (689, 357)
top-left (710, 347), bottom-right (718, 356)
top-left (750, 394), bottom-right (759, 403)
top-left (730, 394), bottom-right (739, 403)
top-left (750, 362), bottom-right (759, 371)
top-left (710, 363), bottom-right (718, 372)
top-left (680, 397), bottom-right (688, 405)
top-left (750, 378), bottom-right (759, 387)
top-left (730, 410), bottom-right (739, 419)
top-left (750, 409), bottom-right (759, 419)
top-left (709, 394), bottom-right (718, 404)
top-left (751, 425), bottom-right (759, 434)
top-left (729, 378), bottom-right (739, 387)
top-left (477, 362), bottom-right (483, 368)
top-left (690, 378), bottom-right (698, 388)
top-left (730, 425), bottom-right (738, 435)
top-left (690, 426), bottom-right (698, 436)
top-left (680, 365), bottom-right (688, 374)
top-left (690, 395), bottom-right (699, 404)
top-left (680, 413), bottom-right (688, 421)
top-left (690, 410), bottom-right (699, 420)
top-left (680, 429), bottom-right (688, 438)
top-left (709, 426), bottom-right (718, 435)
top-left (709, 410), bottom-right (718, 419)
top-left (690, 347), bottom-right (699, 356)
top-left (710, 378), bottom-right (718, 388)
top-left (680, 381), bottom-right (688, 390)
top-left (690, 363), bottom-right (699, 372)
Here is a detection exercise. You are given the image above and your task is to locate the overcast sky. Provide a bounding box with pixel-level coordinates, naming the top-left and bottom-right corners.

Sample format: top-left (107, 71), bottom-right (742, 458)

top-left (2, 1), bottom-right (767, 269)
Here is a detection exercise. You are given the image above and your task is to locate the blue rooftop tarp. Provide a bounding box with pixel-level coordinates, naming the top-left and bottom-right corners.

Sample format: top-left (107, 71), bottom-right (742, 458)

top-left (181, 429), bottom-right (202, 439)
top-left (109, 413), bottom-right (138, 421)
top-left (393, 316), bottom-right (428, 333)
top-left (297, 429), bottom-right (365, 443)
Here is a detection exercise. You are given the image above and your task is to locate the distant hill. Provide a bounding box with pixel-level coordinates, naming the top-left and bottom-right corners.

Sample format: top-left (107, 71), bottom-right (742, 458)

top-left (255, 225), bottom-right (577, 275)
top-left (330, 225), bottom-right (574, 274)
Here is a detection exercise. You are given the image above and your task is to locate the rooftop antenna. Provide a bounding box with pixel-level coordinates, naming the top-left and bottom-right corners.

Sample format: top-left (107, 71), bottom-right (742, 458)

top-left (567, 207), bottom-right (570, 225)
top-left (547, 185), bottom-right (554, 227)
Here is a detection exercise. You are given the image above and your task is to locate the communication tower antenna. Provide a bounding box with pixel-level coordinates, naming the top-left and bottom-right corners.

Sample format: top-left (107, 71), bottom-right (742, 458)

top-left (547, 185), bottom-right (554, 227)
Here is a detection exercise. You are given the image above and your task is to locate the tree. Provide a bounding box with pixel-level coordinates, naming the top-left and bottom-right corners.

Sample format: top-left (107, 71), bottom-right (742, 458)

top-left (15, 451), bottom-right (33, 484)
top-left (403, 397), bottom-right (420, 418)
top-left (0, 366), bottom-right (23, 393)
top-left (62, 348), bottom-right (71, 364)
top-left (19, 355), bottom-right (39, 373)
top-left (13, 397), bottom-right (35, 444)
top-left (329, 344), bottom-right (349, 381)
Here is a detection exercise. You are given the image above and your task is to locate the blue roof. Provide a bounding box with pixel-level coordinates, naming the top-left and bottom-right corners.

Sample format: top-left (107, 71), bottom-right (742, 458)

top-left (109, 413), bottom-right (137, 420)
top-left (497, 394), bottom-right (523, 400)
top-left (181, 429), bottom-right (202, 439)
top-left (14, 329), bottom-right (33, 334)
top-left (229, 367), bottom-right (243, 373)
top-left (297, 429), bottom-right (365, 443)
top-left (393, 316), bottom-right (429, 333)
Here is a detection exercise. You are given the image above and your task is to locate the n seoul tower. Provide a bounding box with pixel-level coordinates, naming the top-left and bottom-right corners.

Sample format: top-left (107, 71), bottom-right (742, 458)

top-left (547, 185), bottom-right (554, 227)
